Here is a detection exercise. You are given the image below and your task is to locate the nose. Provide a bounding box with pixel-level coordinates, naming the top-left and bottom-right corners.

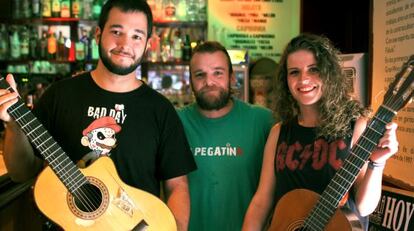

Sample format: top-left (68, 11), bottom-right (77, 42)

top-left (298, 71), bottom-right (310, 83)
top-left (205, 74), bottom-right (216, 86)
top-left (117, 35), bottom-right (130, 47)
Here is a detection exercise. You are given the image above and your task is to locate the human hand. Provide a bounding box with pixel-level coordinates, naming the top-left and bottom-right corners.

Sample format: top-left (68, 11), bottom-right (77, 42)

top-left (370, 122), bottom-right (399, 164)
top-left (0, 74), bottom-right (19, 123)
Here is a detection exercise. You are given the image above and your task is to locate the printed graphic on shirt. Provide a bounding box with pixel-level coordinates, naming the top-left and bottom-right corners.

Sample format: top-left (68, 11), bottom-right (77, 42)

top-left (276, 138), bottom-right (347, 171)
top-left (87, 104), bottom-right (127, 124)
top-left (78, 116), bottom-right (122, 168)
top-left (192, 143), bottom-right (243, 157)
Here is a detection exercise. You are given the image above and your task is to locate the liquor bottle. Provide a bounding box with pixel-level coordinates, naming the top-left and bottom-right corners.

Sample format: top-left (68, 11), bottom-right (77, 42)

top-left (51, 0), bottom-right (61, 18)
top-left (26, 94), bottom-right (34, 110)
top-left (20, 26), bottom-right (30, 59)
top-left (186, 0), bottom-right (197, 21)
top-left (197, 0), bottom-right (206, 21)
top-left (82, 0), bottom-right (93, 20)
top-left (29, 26), bottom-right (39, 59)
top-left (57, 31), bottom-right (65, 60)
top-left (163, 0), bottom-right (177, 21)
top-left (60, 0), bottom-right (71, 18)
top-left (172, 30), bottom-right (183, 62)
top-left (182, 34), bottom-right (191, 61)
top-left (39, 30), bottom-right (48, 59)
top-left (90, 28), bottom-right (99, 60)
top-left (160, 33), bottom-right (171, 62)
top-left (147, 27), bottom-right (160, 62)
top-left (12, 0), bottom-right (22, 19)
top-left (0, 25), bottom-right (9, 60)
top-left (75, 33), bottom-right (85, 61)
top-left (80, 29), bottom-right (91, 61)
top-left (10, 27), bottom-right (21, 60)
top-left (92, 0), bottom-right (102, 20)
top-left (42, 0), bottom-right (52, 18)
top-left (71, 0), bottom-right (81, 18)
top-left (32, 0), bottom-right (41, 18)
top-left (21, 0), bottom-right (31, 19)
top-left (47, 30), bottom-right (57, 59)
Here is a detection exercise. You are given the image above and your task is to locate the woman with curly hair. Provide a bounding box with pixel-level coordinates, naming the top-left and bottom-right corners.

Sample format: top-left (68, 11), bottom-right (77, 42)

top-left (242, 33), bottom-right (399, 230)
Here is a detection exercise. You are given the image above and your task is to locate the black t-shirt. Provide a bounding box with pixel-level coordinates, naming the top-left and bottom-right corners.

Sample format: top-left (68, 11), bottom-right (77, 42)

top-left (274, 118), bottom-right (368, 230)
top-left (33, 72), bottom-right (197, 196)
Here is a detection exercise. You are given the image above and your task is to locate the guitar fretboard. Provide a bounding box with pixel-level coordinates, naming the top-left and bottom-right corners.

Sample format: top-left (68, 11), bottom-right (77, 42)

top-left (5, 83), bottom-right (88, 195)
top-left (302, 105), bottom-right (396, 230)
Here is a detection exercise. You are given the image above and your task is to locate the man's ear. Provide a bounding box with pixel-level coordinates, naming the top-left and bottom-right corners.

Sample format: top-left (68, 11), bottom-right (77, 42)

top-left (95, 26), bottom-right (102, 42)
top-left (230, 72), bottom-right (236, 86)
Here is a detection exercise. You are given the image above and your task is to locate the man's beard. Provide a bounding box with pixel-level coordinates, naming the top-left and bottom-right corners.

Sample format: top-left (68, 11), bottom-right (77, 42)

top-left (194, 84), bottom-right (231, 110)
top-left (98, 40), bottom-right (144, 75)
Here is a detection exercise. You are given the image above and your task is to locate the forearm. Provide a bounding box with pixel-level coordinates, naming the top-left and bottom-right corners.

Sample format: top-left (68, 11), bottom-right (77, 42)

top-left (3, 121), bottom-right (43, 182)
top-left (242, 197), bottom-right (273, 231)
top-left (355, 163), bottom-right (385, 216)
top-left (164, 176), bottom-right (190, 231)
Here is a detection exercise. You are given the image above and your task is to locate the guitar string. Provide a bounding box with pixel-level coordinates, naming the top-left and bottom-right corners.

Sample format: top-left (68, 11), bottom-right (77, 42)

top-left (14, 106), bottom-right (102, 212)
top-left (9, 99), bottom-right (103, 213)
top-left (302, 101), bottom-right (399, 229)
top-left (303, 59), bottom-right (414, 229)
top-left (10, 103), bottom-right (99, 212)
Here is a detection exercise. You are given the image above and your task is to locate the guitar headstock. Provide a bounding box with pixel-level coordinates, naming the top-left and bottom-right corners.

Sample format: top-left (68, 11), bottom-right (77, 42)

top-left (384, 55), bottom-right (414, 112)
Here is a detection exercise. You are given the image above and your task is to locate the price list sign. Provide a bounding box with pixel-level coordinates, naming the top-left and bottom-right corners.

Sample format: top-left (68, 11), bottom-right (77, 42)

top-left (208, 0), bottom-right (300, 62)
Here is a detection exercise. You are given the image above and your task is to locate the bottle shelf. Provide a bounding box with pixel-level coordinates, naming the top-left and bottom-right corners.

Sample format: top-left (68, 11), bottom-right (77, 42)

top-left (143, 61), bottom-right (190, 66)
top-left (153, 21), bottom-right (207, 28)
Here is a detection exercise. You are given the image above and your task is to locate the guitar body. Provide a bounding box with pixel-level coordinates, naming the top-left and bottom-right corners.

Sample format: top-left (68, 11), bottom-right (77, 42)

top-left (268, 189), bottom-right (363, 231)
top-left (34, 156), bottom-right (176, 231)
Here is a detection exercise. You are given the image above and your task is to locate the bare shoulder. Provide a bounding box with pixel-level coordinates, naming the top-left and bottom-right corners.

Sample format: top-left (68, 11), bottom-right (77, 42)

top-left (352, 117), bottom-right (369, 145)
top-left (265, 122), bottom-right (282, 146)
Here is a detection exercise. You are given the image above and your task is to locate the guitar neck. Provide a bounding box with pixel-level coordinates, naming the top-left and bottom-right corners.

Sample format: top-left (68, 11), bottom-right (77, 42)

top-left (303, 105), bottom-right (396, 229)
top-left (7, 97), bottom-right (88, 194)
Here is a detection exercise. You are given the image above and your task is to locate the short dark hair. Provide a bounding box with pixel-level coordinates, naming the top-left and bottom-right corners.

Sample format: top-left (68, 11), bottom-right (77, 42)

top-left (98, 0), bottom-right (153, 39)
top-left (191, 41), bottom-right (233, 74)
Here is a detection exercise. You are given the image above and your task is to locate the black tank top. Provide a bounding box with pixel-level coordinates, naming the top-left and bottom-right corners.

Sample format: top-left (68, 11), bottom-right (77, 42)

top-left (274, 118), bottom-right (368, 230)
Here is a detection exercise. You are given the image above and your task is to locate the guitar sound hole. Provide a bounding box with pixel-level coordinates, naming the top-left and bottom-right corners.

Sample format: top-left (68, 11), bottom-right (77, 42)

top-left (73, 183), bottom-right (103, 213)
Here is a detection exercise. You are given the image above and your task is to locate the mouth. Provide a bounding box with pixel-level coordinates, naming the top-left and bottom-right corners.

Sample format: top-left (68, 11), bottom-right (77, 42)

top-left (111, 50), bottom-right (133, 58)
top-left (298, 85), bottom-right (317, 93)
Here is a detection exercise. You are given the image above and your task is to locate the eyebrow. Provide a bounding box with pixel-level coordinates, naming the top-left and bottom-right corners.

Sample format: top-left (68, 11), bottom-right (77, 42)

top-left (109, 24), bottom-right (147, 36)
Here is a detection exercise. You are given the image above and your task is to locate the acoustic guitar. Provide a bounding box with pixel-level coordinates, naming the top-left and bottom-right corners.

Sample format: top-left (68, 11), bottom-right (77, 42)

top-left (268, 55), bottom-right (414, 231)
top-left (0, 77), bottom-right (177, 231)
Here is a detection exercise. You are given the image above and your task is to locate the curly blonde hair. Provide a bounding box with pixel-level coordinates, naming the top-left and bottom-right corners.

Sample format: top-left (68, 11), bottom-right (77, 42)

top-left (273, 33), bottom-right (370, 140)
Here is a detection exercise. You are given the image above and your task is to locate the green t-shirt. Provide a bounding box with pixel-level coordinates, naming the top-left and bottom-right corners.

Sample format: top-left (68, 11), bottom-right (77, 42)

top-left (178, 99), bottom-right (274, 231)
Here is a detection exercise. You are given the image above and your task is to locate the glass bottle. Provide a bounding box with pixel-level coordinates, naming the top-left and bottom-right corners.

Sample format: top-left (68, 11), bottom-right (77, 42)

top-left (90, 28), bottom-right (99, 60)
top-left (51, 0), bottom-right (61, 17)
top-left (39, 30), bottom-right (48, 59)
top-left (57, 31), bottom-right (65, 60)
top-left (82, 0), bottom-right (93, 20)
top-left (71, 0), bottom-right (81, 18)
top-left (172, 29), bottom-right (183, 62)
top-left (163, 0), bottom-right (177, 21)
top-left (60, 0), bottom-right (71, 18)
top-left (0, 25), bottom-right (10, 60)
top-left (29, 26), bottom-right (38, 59)
top-left (75, 32), bottom-right (85, 61)
top-left (12, 0), bottom-right (22, 19)
top-left (186, 0), bottom-right (197, 21)
top-left (147, 26), bottom-right (160, 62)
top-left (47, 29), bottom-right (57, 59)
top-left (32, 0), bottom-right (41, 18)
top-left (10, 27), bottom-right (21, 60)
top-left (182, 34), bottom-right (191, 61)
top-left (42, 0), bottom-right (52, 18)
top-left (80, 29), bottom-right (91, 61)
top-left (20, 26), bottom-right (30, 59)
top-left (21, 0), bottom-right (31, 19)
